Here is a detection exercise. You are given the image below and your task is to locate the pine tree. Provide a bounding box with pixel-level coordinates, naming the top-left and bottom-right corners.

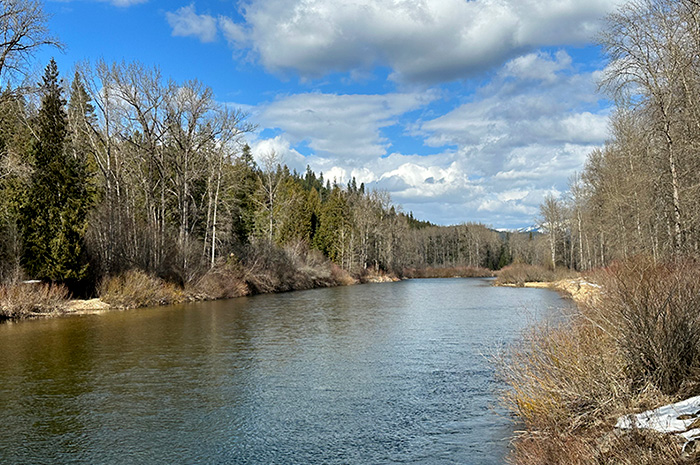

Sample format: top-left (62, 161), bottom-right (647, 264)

top-left (20, 59), bottom-right (91, 282)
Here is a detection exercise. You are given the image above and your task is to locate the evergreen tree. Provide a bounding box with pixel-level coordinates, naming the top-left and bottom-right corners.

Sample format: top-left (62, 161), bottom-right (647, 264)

top-left (0, 90), bottom-right (32, 282)
top-left (230, 144), bottom-right (258, 245)
top-left (313, 186), bottom-right (350, 263)
top-left (20, 59), bottom-right (91, 282)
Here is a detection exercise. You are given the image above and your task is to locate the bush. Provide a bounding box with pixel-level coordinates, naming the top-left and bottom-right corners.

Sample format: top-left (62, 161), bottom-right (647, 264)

top-left (189, 258), bottom-right (250, 300)
top-left (0, 282), bottom-right (69, 319)
top-left (99, 270), bottom-right (184, 309)
top-left (402, 266), bottom-right (494, 279)
top-left (496, 264), bottom-right (577, 286)
top-left (592, 258), bottom-right (700, 395)
top-left (241, 240), bottom-right (354, 293)
top-left (496, 264), bottom-right (557, 286)
top-left (500, 257), bottom-right (700, 464)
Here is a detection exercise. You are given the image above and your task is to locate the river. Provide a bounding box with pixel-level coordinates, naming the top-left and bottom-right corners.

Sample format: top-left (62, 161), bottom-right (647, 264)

top-left (0, 278), bottom-right (572, 465)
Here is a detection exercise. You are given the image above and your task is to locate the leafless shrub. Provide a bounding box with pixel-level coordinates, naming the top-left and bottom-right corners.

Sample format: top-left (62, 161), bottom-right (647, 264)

top-left (496, 264), bottom-right (558, 286)
top-left (241, 240), bottom-right (353, 293)
top-left (402, 266), bottom-right (494, 279)
top-left (99, 270), bottom-right (184, 309)
top-left (591, 258), bottom-right (700, 395)
top-left (500, 257), bottom-right (700, 463)
top-left (189, 259), bottom-right (250, 300)
top-left (0, 282), bottom-right (69, 319)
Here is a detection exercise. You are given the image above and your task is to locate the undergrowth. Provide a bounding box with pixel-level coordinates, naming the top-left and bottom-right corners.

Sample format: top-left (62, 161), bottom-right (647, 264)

top-left (0, 282), bottom-right (69, 319)
top-left (500, 257), bottom-right (700, 464)
top-left (402, 266), bottom-right (494, 279)
top-left (496, 263), bottom-right (577, 286)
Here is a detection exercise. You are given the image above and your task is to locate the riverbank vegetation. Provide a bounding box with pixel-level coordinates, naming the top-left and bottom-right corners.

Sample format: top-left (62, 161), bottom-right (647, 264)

top-left (0, 0), bottom-right (523, 317)
top-left (0, 281), bottom-right (68, 319)
top-left (500, 0), bottom-right (700, 462)
top-left (501, 258), bottom-right (700, 464)
top-left (494, 263), bottom-right (575, 287)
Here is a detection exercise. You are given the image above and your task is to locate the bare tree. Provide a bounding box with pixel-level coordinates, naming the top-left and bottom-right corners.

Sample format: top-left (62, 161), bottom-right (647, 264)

top-left (0, 0), bottom-right (60, 86)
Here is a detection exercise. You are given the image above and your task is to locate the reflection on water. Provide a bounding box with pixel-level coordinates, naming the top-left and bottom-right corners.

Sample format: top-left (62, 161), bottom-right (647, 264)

top-left (0, 278), bottom-right (572, 464)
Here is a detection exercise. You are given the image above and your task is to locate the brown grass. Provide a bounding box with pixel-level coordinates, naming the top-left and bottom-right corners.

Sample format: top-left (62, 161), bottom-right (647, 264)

top-left (99, 270), bottom-right (185, 309)
top-left (188, 259), bottom-right (250, 300)
top-left (0, 282), bottom-right (69, 319)
top-left (496, 263), bottom-right (577, 286)
top-left (500, 257), bottom-right (700, 464)
top-left (402, 266), bottom-right (494, 279)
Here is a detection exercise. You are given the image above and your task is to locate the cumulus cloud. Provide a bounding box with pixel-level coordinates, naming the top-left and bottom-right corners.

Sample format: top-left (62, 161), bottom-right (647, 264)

top-left (420, 51), bottom-right (609, 175)
top-left (248, 50), bottom-right (610, 227)
top-left (213, 0), bottom-right (626, 82)
top-left (166, 4), bottom-right (218, 43)
top-left (255, 92), bottom-right (437, 163)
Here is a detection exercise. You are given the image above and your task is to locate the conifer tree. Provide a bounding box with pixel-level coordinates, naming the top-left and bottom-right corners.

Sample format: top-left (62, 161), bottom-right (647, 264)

top-left (21, 59), bottom-right (91, 282)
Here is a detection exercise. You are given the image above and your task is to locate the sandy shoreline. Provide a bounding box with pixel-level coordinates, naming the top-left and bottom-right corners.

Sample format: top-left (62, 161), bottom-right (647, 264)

top-left (499, 278), bottom-right (600, 305)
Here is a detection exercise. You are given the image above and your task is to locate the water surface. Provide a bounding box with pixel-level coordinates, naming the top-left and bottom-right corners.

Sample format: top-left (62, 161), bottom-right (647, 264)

top-left (0, 278), bottom-right (572, 464)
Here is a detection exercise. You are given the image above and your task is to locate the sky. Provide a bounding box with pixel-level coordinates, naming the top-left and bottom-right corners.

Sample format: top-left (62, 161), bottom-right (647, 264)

top-left (38, 0), bottom-right (626, 229)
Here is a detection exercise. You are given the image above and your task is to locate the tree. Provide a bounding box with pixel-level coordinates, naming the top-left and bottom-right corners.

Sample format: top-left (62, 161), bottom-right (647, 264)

top-left (539, 195), bottom-right (567, 270)
top-left (0, 0), bottom-right (60, 86)
top-left (0, 89), bottom-right (31, 282)
top-left (21, 59), bottom-right (91, 282)
top-left (253, 150), bottom-right (286, 243)
top-left (600, 0), bottom-right (700, 253)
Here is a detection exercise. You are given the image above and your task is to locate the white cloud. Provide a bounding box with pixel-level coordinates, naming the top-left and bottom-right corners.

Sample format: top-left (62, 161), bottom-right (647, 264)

top-left (215, 0), bottom-right (626, 82)
top-left (219, 16), bottom-right (247, 47)
top-left (166, 4), bottom-right (218, 43)
top-left (255, 92), bottom-right (437, 162)
top-left (248, 135), bottom-right (306, 169)
top-left (248, 50), bottom-right (610, 227)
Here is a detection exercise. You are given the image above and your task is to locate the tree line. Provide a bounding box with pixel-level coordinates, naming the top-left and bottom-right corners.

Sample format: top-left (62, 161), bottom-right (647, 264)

top-left (0, 1), bottom-right (511, 294)
top-left (526, 0), bottom-right (700, 271)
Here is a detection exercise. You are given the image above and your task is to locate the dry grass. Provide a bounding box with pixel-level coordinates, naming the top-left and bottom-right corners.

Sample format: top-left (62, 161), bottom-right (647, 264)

top-left (495, 264), bottom-right (559, 286)
top-left (500, 257), bottom-right (700, 464)
top-left (402, 266), bottom-right (494, 279)
top-left (0, 282), bottom-right (69, 319)
top-left (189, 259), bottom-right (250, 300)
top-left (99, 270), bottom-right (185, 309)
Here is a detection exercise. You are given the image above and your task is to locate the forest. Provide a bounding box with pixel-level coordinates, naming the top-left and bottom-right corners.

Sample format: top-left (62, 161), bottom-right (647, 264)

top-left (535, 0), bottom-right (700, 272)
top-left (501, 1), bottom-right (700, 463)
top-left (0, 0), bottom-right (520, 305)
top-left (5, 0), bottom-right (700, 462)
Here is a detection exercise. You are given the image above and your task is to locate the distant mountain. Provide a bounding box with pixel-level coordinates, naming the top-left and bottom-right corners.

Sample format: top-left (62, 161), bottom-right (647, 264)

top-left (495, 225), bottom-right (543, 234)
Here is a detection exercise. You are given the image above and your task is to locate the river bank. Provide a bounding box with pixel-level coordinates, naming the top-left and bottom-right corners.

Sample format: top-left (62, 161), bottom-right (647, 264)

top-left (501, 258), bottom-right (700, 464)
top-left (499, 277), bottom-right (600, 305)
top-left (0, 265), bottom-right (402, 321)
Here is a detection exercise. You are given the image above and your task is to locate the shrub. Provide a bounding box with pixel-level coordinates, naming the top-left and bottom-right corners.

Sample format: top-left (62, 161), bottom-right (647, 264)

top-left (402, 266), bottom-right (494, 279)
top-left (496, 264), bottom-right (557, 286)
top-left (591, 258), bottom-right (700, 395)
top-left (99, 270), bottom-right (184, 309)
top-left (500, 317), bottom-right (629, 434)
top-left (241, 240), bottom-right (355, 294)
top-left (0, 282), bottom-right (69, 319)
top-left (189, 258), bottom-right (250, 300)
top-left (500, 257), bottom-right (700, 464)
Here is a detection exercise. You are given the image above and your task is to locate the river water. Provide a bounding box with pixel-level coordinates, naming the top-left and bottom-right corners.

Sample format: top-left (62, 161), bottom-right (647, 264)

top-left (0, 278), bottom-right (571, 465)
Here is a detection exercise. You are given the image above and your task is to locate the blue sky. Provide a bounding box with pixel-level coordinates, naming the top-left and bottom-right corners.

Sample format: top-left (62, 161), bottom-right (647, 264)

top-left (39, 0), bottom-right (625, 228)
